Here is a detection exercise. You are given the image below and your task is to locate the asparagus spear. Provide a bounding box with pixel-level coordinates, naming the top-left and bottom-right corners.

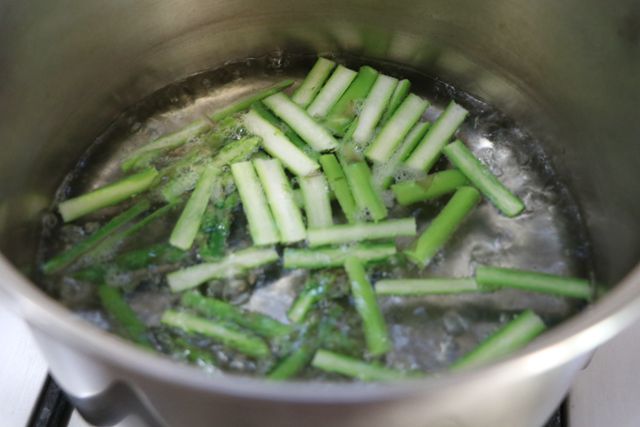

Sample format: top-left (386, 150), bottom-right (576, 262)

top-left (378, 79), bottom-right (411, 126)
top-left (475, 266), bottom-right (592, 299)
top-left (375, 278), bottom-right (480, 295)
top-left (243, 109), bottom-right (320, 176)
top-left (404, 101), bottom-right (469, 172)
top-left (169, 164), bottom-right (219, 250)
top-left (197, 193), bottom-right (239, 261)
top-left (391, 170), bottom-right (468, 205)
top-left (307, 65), bottom-right (358, 119)
top-left (181, 292), bottom-right (291, 338)
top-left (311, 350), bottom-right (412, 381)
top-left (262, 93), bottom-right (338, 151)
top-left (307, 218), bottom-right (416, 247)
top-left (319, 154), bottom-right (358, 223)
top-left (351, 74), bottom-right (399, 147)
top-left (345, 257), bottom-right (390, 356)
top-left (58, 168), bottom-right (158, 222)
top-left (43, 200), bottom-right (150, 274)
top-left (161, 310), bottom-right (270, 359)
top-left (231, 161), bottom-right (279, 245)
top-left (292, 57), bottom-right (336, 108)
top-left (443, 140), bottom-right (525, 217)
top-left (323, 66), bottom-right (379, 136)
top-left (254, 158), bottom-right (306, 243)
top-left (98, 284), bottom-right (152, 348)
top-left (268, 346), bottom-right (315, 380)
top-left (167, 246), bottom-right (279, 292)
top-left (451, 310), bottom-right (546, 371)
top-left (283, 243), bottom-right (397, 269)
top-left (365, 94), bottom-right (429, 164)
top-left (405, 186), bottom-right (480, 267)
top-left (299, 173), bottom-right (333, 228)
top-left (121, 79), bottom-right (294, 171)
top-left (344, 161), bottom-right (388, 221)
top-left (371, 121), bottom-right (431, 188)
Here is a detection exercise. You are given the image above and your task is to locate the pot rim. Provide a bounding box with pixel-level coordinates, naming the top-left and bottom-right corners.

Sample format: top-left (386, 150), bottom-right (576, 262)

top-left (2, 253), bottom-right (640, 402)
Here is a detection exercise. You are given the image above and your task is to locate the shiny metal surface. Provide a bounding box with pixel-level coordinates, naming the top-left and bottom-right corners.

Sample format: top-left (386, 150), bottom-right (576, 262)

top-left (0, 1), bottom-right (639, 426)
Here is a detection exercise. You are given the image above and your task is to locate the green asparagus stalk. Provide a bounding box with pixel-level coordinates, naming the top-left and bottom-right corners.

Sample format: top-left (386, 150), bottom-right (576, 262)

top-left (292, 57), bottom-right (337, 108)
top-left (344, 257), bottom-right (390, 356)
top-left (351, 74), bottom-right (399, 147)
top-left (254, 158), bottom-right (306, 243)
top-left (404, 101), bottom-right (469, 172)
top-left (58, 168), bottom-right (158, 222)
top-left (311, 350), bottom-right (412, 381)
top-left (344, 162), bottom-right (388, 221)
top-left (268, 345), bottom-right (315, 380)
top-left (263, 92), bottom-right (338, 151)
top-left (307, 65), bottom-right (358, 119)
top-left (167, 246), bottom-right (279, 292)
top-left (375, 278), bottom-right (480, 295)
top-left (299, 173), bottom-right (333, 228)
top-left (324, 66), bottom-right (379, 136)
top-left (161, 310), bottom-right (270, 359)
top-left (243, 109), bottom-right (320, 176)
top-left (443, 140), bottom-right (525, 217)
top-left (378, 79), bottom-right (411, 126)
top-left (231, 161), bottom-right (279, 245)
top-left (365, 94), bottom-right (429, 164)
top-left (451, 310), bottom-right (546, 371)
top-left (319, 154), bottom-right (358, 223)
top-left (197, 193), bottom-right (239, 261)
top-left (283, 243), bottom-right (397, 269)
top-left (405, 186), bottom-right (480, 267)
top-left (169, 164), bottom-right (219, 250)
top-left (43, 200), bottom-right (150, 274)
top-left (181, 292), bottom-right (291, 338)
top-left (475, 266), bottom-right (592, 299)
top-left (307, 218), bottom-right (416, 247)
top-left (391, 170), bottom-right (468, 205)
top-left (98, 284), bottom-right (152, 348)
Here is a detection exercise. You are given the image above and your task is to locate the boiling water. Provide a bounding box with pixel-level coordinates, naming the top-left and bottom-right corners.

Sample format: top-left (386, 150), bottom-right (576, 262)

top-left (36, 54), bottom-right (593, 379)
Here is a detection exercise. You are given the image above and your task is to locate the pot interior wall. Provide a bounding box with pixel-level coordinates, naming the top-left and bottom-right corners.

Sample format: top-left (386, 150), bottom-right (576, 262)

top-left (0, 0), bottom-right (639, 289)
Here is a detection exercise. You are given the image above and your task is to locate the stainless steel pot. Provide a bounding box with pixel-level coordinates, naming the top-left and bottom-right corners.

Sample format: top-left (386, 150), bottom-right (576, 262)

top-left (1, 1), bottom-right (639, 426)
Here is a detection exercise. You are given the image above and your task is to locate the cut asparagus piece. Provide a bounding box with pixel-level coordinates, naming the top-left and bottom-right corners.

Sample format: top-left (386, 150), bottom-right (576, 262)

top-left (319, 154), bottom-right (358, 223)
top-left (43, 200), bottom-right (150, 274)
top-left (345, 257), bottom-right (390, 356)
top-left (379, 79), bottom-right (411, 126)
top-left (121, 79), bottom-right (294, 171)
top-left (197, 193), bottom-right (239, 261)
top-left (167, 246), bottom-right (279, 292)
top-left (451, 310), bottom-right (546, 371)
top-left (307, 218), bottom-right (416, 247)
top-left (161, 310), bottom-right (270, 359)
top-left (392, 170), bottom-right (469, 205)
top-left (311, 350), bottom-right (412, 381)
top-left (443, 140), bottom-right (525, 217)
top-left (404, 101), bottom-right (469, 172)
top-left (307, 65), bottom-right (358, 119)
top-left (288, 283), bottom-right (324, 324)
top-left (351, 74), bottom-right (399, 147)
top-left (252, 101), bottom-right (317, 159)
top-left (405, 186), bottom-right (480, 267)
top-left (283, 243), bottom-right (397, 269)
top-left (263, 93), bottom-right (338, 151)
top-left (324, 66), bottom-right (379, 136)
top-left (268, 346), bottom-right (315, 380)
top-left (254, 158), bottom-right (306, 243)
top-left (99, 285), bottom-right (152, 348)
top-left (344, 161), bottom-right (388, 221)
top-left (376, 278), bottom-right (480, 295)
top-left (169, 164), bottom-right (219, 250)
top-left (181, 292), bottom-right (291, 338)
top-left (365, 94), bottom-right (429, 163)
top-left (299, 173), bottom-right (333, 228)
top-left (292, 57), bottom-right (337, 107)
top-left (475, 266), bottom-right (592, 300)
top-left (231, 161), bottom-right (279, 245)
top-left (243, 109), bottom-right (320, 176)
top-left (372, 121), bottom-right (431, 188)
top-left (58, 168), bottom-right (158, 222)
